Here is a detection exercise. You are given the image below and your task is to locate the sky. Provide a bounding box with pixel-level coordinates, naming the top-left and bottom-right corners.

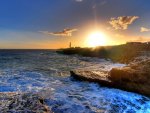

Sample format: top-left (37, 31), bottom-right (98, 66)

top-left (0, 0), bottom-right (150, 49)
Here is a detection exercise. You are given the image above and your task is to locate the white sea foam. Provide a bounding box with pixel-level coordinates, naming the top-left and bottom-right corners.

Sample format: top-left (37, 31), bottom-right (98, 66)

top-left (0, 51), bottom-right (149, 112)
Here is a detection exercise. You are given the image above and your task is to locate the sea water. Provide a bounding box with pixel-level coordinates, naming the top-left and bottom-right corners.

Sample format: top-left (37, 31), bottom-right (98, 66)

top-left (0, 50), bottom-right (149, 113)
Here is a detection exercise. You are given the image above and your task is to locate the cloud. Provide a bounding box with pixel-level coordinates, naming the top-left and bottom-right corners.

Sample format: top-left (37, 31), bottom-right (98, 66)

top-left (109, 16), bottom-right (139, 30)
top-left (140, 27), bottom-right (150, 32)
top-left (92, 0), bottom-right (107, 9)
top-left (76, 0), bottom-right (107, 5)
top-left (99, 0), bottom-right (107, 6)
top-left (39, 28), bottom-right (77, 37)
top-left (75, 0), bottom-right (83, 2)
top-left (129, 37), bottom-right (150, 42)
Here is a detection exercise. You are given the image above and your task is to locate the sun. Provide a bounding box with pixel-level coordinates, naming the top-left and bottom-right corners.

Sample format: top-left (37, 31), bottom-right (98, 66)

top-left (86, 31), bottom-right (107, 47)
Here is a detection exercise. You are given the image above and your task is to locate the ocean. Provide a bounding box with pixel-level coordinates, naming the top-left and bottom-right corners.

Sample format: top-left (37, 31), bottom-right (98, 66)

top-left (0, 50), bottom-right (150, 113)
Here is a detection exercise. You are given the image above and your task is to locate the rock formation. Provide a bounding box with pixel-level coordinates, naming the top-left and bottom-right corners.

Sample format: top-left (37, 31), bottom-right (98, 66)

top-left (0, 92), bottom-right (52, 113)
top-left (70, 56), bottom-right (150, 97)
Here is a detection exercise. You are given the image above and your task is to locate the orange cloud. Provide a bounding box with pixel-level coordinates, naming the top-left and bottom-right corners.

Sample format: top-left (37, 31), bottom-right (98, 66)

top-left (39, 28), bottom-right (77, 37)
top-left (140, 27), bottom-right (150, 32)
top-left (109, 16), bottom-right (139, 30)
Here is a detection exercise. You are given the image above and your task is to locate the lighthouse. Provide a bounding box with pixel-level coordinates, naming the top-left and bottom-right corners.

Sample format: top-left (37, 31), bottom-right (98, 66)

top-left (69, 42), bottom-right (72, 48)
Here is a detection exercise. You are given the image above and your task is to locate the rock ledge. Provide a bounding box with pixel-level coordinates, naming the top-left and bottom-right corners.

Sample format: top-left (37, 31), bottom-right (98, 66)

top-left (70, 57), bottom-right (150, 97)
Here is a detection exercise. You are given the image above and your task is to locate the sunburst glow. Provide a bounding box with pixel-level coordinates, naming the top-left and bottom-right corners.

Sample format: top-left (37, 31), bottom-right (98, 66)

top-left (86, 31), bottom-right (107, 47)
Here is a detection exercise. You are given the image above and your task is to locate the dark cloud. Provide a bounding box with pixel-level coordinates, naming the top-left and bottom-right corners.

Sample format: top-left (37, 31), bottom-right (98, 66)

top-left (39, 28), bottom-right (77, 37)
top-left (109, 16), bottom-right (139, 30)
top-left (140, 27), bottom-right (150, 32)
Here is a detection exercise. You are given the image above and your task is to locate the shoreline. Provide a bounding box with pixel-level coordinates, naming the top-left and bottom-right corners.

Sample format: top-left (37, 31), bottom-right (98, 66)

top-left (57, 42), bottom-right (150, 63)
top-left (58, 42), bottom-right (150, 97)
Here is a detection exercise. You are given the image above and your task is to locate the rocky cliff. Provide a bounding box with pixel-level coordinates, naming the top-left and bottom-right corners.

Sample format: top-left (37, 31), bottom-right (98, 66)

top-left (70, 56), bottom-right (150, 97)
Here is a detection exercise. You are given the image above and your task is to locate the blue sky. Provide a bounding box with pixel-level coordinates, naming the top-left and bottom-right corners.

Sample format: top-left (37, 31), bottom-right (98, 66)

top-left (0, 0), bottom-right (150, 49)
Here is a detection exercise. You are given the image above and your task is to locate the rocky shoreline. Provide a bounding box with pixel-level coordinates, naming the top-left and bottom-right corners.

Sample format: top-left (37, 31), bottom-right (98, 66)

top-left (58, 42), bottom-right (150, 63)
top-left (0, 92), bottom-right (51, 113)
top-left (58, 42), bottom-right (150, 97)
top-left (70, 56), bottom-right (150, 97)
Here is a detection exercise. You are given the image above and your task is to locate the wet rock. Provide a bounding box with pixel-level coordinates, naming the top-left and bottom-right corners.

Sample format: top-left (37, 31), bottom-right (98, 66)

top-left (70, 70), bottom-right (112, 86)
top-left (70, 57), bottom-right (150, 97)
top-left (109, 57), bottom-right (150, 97)
top-left (0, 92), bottom-right (52, 113)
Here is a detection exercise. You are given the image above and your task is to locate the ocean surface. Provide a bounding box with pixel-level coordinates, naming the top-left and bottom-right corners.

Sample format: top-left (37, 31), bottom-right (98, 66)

top-left (0, 50), bottom-right (150, 113)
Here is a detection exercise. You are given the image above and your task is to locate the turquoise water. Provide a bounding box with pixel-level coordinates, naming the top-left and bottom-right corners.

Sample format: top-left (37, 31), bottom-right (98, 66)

top-left (0, 50), bottom-right (150, 113)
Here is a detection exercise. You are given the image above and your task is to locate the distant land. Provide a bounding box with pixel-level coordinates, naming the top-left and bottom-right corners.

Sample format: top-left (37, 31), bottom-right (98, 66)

top-left (57, 42), bottom-right (150, 63)
top-left (57, 42), bottom-right (150, 96)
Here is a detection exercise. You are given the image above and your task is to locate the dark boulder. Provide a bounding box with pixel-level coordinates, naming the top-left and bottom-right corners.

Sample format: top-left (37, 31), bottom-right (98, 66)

top-left (0, 92), bottom-right (52, 113)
